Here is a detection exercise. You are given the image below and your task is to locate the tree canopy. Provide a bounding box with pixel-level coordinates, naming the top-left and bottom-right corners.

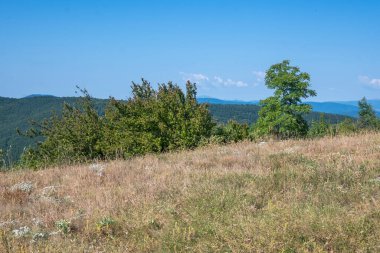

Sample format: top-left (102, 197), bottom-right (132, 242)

top-left (254, 60), bottom-right (317, 138)
top-left (358, 97), bottom-right (379, 130)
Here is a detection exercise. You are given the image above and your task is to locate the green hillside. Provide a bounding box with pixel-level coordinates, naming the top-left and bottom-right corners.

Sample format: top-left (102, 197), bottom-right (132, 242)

top-left (0, 96), bottom-right (107, 165)
top-left (0, 96), bottom-right (353, 165)
top-left (208, 104), bottom-right (352, 125)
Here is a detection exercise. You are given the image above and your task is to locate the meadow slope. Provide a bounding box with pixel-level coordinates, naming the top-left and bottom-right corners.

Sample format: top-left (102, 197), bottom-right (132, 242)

top-left (1, 133), bottom-right (380, 252)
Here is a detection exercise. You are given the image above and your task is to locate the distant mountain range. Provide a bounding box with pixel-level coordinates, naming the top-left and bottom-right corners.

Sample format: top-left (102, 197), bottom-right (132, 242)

top-left (23, 94), bottom-right (56, 98)
top-left (198, 97), bottom-right (380, 118)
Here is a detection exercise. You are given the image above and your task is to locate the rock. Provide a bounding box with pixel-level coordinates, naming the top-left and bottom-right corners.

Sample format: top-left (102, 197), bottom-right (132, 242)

top-left (10, 182), bottom-right (33, 193)
top-left (89, 163), bottom-right (105, 177)
top-left (31, 232), bottom-right (49, 243)
top-left (12, 226), bottom-right (31, 237)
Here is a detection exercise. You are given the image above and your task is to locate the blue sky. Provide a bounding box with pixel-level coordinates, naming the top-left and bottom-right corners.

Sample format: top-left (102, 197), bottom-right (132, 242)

top-left (1, 0), bottom-right (379, 101)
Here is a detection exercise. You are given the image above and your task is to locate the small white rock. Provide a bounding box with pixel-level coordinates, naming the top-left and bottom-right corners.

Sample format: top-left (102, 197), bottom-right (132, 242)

top-left (89, 163), bottom-right (105, 177)
top-left (10, 182), bottom-right (33, 193)
top-left (12, 226), bottom-right (31, 237)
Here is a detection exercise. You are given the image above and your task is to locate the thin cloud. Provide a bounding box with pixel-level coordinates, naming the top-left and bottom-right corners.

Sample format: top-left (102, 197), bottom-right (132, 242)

top-left (179, 72), bottom-right (209, 83)
top-left (180, 72), bottom-right (250, 88)
top-left (213, 76), bottom-right (248, 87)
top-left (252, 71), bottom-right (266, 86)
top-left (359, 75), bottom-right (380, 89)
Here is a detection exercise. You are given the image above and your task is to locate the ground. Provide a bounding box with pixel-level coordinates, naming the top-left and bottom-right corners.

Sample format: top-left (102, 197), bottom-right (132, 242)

top-left (1, 133), bottom-right (380, 252)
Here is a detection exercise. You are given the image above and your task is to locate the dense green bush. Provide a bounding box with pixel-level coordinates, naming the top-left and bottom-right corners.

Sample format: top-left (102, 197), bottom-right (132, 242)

top-left (20, 81), bottom-right (214, 168)
top-left (100, 80), bottom-right (214, 159)
top-left (210, 120), bottom-right (249, 144)
top-left (20, 88), bottom-right (104, 168)
top-left (307, 114), bottom-right (334, 138)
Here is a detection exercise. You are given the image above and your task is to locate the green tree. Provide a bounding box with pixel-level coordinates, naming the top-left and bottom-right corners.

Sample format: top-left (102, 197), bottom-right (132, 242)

top-left (254, 60), bottom-right (316, 139)
top-left (358, 97), bottom-right (378, 130)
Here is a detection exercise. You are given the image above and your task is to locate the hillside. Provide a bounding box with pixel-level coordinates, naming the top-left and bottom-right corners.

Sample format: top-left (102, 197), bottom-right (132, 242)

top-left (0, 96), bottom-right (354, 164)
top-left (199, 97), bottom-right (380, 118)
top-left (0, 96), bottom-right (107, 165)
top-left (1, 133), bottom-right (380, 252)
top-left (208, 104), bottom-right (351, 125)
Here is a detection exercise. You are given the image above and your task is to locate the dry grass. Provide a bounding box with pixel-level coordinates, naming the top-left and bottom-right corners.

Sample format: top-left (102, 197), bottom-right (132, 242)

top-left (1, 133), bottom-right (380, 252)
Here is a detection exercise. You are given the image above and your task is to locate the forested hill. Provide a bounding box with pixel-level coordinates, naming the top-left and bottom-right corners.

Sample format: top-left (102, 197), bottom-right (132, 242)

top-left (199, 97), bottom-right (380, 118)
top-left (0, 96), bottom-right (107, 164)
top-left (208, 104), bottom-right (351, 125)
top-left (0, 96), bottom-right (352, 164)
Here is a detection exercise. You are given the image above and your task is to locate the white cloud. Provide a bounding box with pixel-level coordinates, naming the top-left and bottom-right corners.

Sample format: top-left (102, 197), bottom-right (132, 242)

top-left (213, 76), bottom-right (248, 87)
top-left (253, 71), bottom-right (266, 80)
top-left (179, 72), bottom-right (209, 83)
top-left (180, 72), bottom-right (250, 88)
top-left (252, 71), bottom-right (266, 87)
top-left (359, 75), bottom-right (380, 89)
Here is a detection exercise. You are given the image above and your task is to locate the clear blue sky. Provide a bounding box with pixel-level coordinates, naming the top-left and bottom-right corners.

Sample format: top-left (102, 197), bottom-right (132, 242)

top-left (1, 0), bottom-right (379, 101)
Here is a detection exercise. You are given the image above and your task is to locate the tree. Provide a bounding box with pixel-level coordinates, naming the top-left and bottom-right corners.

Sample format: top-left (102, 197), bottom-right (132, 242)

top-left (358, 97), bottom-right (378, 130)
top-left (254, 60), bottom-right (316, 139)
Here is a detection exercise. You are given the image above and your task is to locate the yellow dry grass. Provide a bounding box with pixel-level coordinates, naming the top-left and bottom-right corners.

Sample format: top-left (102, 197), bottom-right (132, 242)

top-left (1, 133), bottom-right (380, 252)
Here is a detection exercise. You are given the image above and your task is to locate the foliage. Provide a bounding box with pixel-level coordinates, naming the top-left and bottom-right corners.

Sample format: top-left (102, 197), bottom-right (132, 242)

top-left (336, 118), bottom-right (358, 135)
top-left (358, 97), bottom-right (379, 130)
top-left (308, 114), bottom-right (334, 138)
top-left (19, 81), bottom-right (214, 167)
top-left (210, 120), bottom-right (249, 144)
top-left (0, 95), bottom-right (353, 165)
top-left (254, 60), bottom-right (316, 139)
top-left (55, 220), bottom-right (71, 235)
top-left (0, 96), bottom-right (107, 167)
top-left (96, 217), bottom-right (117, 236)
top-left (100, 80), bottom-right (214, 159)
top-left (20, 87), bottom-right (103, 168)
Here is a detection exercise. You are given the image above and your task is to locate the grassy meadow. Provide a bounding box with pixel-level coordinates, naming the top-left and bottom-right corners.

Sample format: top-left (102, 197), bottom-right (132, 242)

top-left (1, 133), bottom-right (380, 252)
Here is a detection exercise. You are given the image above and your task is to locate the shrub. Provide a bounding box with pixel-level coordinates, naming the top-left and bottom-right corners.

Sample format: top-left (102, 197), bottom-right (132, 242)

top-left (308, 114), bottom-right (335, 138)
top-left (336, 119), bottom-right (358, 135)
top-left (56, 219), bottom-right (71, 234)
top-left (20, 81), bottom-right (214, 168)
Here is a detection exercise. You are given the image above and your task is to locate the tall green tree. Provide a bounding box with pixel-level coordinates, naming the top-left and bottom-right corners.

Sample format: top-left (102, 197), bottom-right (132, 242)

top-left (254, 60), bottom-right (317, 139)
top-left (358, 97), bottom-right (378, 130)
